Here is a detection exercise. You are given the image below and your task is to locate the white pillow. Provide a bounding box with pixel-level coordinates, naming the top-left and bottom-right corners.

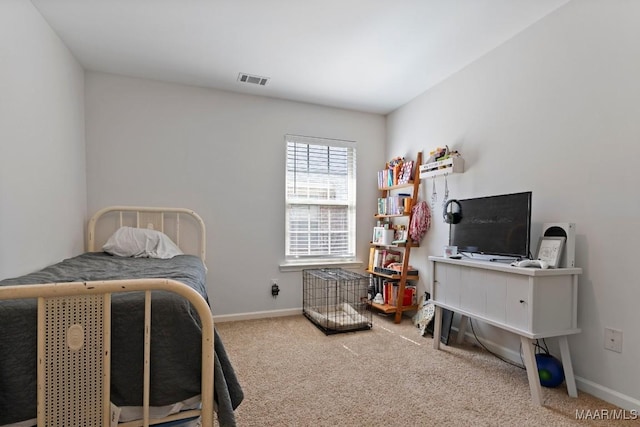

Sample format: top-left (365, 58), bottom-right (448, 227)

top-left (102, 226), bottom-right (184, 259)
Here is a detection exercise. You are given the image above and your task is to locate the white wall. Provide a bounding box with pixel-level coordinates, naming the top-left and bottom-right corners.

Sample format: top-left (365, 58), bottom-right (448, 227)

top-left (8, 0), bottom-right (637, 411)
top-left (387, 0), bottom-right (640, 410)
top-left (84, 72), bottom-right (385, 317)
top-left (0, 0), bottom-right (86, 278)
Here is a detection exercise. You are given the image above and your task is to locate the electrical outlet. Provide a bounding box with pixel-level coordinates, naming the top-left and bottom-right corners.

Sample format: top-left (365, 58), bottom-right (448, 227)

top-left (271, 279), bottom-right (280, 297)
top-left (604, 328), bottom-right (623, 353)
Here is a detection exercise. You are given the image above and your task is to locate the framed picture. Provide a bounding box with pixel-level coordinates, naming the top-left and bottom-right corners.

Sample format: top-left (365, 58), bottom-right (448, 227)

top-left (393, 226), bottom-right (407, 243)
top-left (536, 236), bottom-right (566, 268)
top-left (398, 160), bottom-right (413, 184)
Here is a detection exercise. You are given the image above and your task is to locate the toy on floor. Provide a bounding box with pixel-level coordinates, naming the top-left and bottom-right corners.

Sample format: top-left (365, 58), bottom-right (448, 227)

top-left (536, 353), bottom-right (565, 388)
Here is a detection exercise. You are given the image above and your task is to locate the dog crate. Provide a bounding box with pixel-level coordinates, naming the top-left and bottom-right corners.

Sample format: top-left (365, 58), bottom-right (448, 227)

top-left (302, 268), bottom-right (372, 335)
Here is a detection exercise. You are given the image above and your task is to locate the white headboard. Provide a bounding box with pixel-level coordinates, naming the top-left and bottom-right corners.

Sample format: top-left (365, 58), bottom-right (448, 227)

top-left (87, 206), bottom-right (206, 261)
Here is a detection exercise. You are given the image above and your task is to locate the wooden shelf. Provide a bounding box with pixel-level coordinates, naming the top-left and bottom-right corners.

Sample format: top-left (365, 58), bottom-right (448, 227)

top-left (374, 213), bottom-right (409, 219)
top-left (370, 241), bottom-right (419, 249)
top-left (369, 152), bottom-right (422, 323)
top-left (378, 182), bottom-right (415, 191)
top-left (368, 301), bottom-right (419, 314)
top-left (366, 269), bottom-right (418, 281)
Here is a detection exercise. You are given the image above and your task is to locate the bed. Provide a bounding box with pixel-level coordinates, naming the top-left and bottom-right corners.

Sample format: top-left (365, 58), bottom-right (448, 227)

top-left (0, 206), bottom-right (243, 427)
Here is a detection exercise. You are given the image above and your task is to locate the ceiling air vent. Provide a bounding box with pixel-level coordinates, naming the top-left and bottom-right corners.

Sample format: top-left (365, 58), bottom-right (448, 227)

top-left (238, 72), bottom-right (269, 86)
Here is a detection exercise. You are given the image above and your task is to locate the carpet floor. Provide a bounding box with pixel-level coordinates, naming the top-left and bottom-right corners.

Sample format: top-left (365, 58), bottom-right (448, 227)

top-left (215, 314), bottom-right (635, 426)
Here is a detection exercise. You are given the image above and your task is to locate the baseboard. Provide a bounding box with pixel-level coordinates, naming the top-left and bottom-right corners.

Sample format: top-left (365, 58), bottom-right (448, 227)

top-left (213, 308), bottom-right (302, 323)
top-left (457, 327), bottom-right (640, 412)
top-left (574, 377), bottom-right (640, 412)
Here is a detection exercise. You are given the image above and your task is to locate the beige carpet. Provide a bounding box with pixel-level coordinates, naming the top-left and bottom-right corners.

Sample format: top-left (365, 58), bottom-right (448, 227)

top-left (216, 314), bottom-right (634, 426)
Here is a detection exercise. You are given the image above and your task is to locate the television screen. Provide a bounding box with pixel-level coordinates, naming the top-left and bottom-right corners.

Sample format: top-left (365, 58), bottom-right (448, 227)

top-left (449, 191), bottom-right (532, 258)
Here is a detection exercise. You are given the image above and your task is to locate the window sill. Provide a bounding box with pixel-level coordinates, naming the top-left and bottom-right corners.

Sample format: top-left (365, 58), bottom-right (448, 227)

top-left (279, 259), bottom-right (364, 272)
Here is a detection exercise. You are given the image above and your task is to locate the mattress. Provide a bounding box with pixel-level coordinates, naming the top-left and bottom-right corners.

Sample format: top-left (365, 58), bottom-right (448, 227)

top-left (0, 252), bottom-right (243, 427)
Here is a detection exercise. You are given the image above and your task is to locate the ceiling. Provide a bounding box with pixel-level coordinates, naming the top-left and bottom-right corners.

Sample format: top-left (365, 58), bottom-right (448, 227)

top-left (31, 0), bottom-right (569, 115)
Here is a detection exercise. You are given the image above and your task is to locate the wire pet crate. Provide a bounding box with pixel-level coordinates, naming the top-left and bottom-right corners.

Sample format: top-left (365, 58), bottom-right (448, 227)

top-left (303, 268), bottom-right (372, 335)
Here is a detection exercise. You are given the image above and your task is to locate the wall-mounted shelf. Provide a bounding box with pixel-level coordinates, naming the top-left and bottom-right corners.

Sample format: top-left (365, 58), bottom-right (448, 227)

top-left (419, 156), bottom-right (464, 178)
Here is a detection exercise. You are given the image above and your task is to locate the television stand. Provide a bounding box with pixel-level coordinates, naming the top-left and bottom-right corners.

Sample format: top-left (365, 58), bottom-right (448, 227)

top-left (429, 256), bottom-right (582, 405)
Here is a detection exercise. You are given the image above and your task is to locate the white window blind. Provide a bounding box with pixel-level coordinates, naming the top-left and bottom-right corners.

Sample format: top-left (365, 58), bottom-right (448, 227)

top-left (285, 134), bottom-right (356, 259)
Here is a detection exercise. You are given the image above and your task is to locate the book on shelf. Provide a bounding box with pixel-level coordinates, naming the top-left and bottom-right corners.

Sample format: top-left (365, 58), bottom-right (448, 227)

top-left (371, 249), bottom-right (402, 271)
top-left (378, 157), bottom-right (415, 188)
top-left (368, 247), bottom-right (376, 271)
top-left (376, 195), bottom-right (411, 215)
top-left (383, 282), bottom-right (416, 306)
top-left (377, 163), bottom-right (403, 188)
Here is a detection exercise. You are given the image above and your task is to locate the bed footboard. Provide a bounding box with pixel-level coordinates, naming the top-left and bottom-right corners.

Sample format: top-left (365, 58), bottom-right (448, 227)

top-left (0, 279), bottom-right (214, 427)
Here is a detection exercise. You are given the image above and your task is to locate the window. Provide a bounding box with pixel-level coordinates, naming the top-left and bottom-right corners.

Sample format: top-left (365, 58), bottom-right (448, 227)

top-left (285, 134), bottom-right (356, 261)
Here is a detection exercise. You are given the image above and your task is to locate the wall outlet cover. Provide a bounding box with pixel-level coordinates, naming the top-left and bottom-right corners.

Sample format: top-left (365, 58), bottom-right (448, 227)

top-left (604, 328), bottom-right (623, 353)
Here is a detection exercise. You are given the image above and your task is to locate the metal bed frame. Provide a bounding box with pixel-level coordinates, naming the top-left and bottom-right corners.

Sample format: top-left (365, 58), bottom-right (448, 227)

top-left (0, 206), bottom-right (214, 427)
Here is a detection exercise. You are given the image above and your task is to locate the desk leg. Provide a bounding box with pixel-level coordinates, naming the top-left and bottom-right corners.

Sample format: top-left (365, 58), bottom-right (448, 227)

top-left (558, 336), bottom-right (578, 398)
top-left (520, 336), bottom-right (543, 406)
top-left (457, 315), bottom-right (469, 344)
top-left (433, 306), bottom-right (442, 350)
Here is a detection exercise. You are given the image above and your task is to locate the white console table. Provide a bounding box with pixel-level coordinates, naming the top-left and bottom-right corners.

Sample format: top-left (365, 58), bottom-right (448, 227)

top-left (428, 256), bottom-right (582, 405)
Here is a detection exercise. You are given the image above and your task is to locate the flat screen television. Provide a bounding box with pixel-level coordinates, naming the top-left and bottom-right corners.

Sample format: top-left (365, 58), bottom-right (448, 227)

top-left (449, 191), bottom-right (532, 258)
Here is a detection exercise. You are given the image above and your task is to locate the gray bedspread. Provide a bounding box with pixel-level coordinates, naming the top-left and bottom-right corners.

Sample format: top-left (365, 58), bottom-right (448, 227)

top-left (0, 252), bottom-right (243, 427)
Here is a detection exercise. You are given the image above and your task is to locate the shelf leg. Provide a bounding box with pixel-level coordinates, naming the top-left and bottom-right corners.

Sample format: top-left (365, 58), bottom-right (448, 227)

top-left (558, 335), bottom-right (578, 398)
top-left (393, 308), bottom-right (402, 323)
top-left (520, 336), bottom-right (544, 406)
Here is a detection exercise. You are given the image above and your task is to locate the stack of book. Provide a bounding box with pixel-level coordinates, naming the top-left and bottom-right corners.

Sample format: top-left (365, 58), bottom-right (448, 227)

top-left (377, 196), bottom-right (410, 215)
top-left (377, 159), bottom-right (414, 188)
top-left (369, 274), bottom-right (417, 307)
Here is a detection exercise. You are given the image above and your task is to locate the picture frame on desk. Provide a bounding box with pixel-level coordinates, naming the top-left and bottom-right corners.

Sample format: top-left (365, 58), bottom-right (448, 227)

top-left (536, 236), bottom-right (566, 268)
